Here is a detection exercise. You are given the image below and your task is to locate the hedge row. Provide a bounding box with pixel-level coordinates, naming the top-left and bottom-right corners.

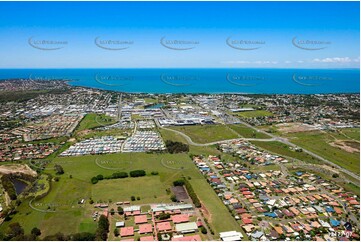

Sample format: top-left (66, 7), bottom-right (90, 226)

top-left (183, 178), bottom-right (201, 208)
top-left (91, 170), bottom-right (146, 184)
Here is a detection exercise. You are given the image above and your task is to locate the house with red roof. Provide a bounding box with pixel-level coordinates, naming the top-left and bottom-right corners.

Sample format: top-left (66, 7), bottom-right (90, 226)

top-left (120, 227), bottom-right (134, 237)
top-left (157, 222), bottom-right (172, 232)
top-left (140, 236), bottom-right (154, 241)
top-left (135, 215), bottom-right (148, 224)
top-left (139, 224), bottom-right (153, 234)
top-left (171, 235), bottom-right (201, 241)
top-left (171, 214), bottom-right (189, 224)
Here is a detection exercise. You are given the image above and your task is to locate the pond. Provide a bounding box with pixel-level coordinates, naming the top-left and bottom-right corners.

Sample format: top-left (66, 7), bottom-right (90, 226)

top-left (12, 179), bottom-right (28, 195)
top-left (145, 103), bottom-right (164, 109)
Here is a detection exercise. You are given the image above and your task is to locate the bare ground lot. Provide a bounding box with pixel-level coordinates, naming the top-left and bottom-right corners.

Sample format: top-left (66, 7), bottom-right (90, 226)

top-left (0, 164), bottom-right (37, 177)
top-left (275, 122), bottom-right (320, 133)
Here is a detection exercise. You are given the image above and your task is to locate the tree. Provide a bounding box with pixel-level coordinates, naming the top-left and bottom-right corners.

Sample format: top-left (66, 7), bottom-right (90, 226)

top-left (110, 208), bottom-right (115, 215)
top-left (131, 196), bottom-right (136, 201)
top-left (96, 215), bottom-right (109, 241)
top-left (96, 174), bottom-right (104, 180)
top-left (91, 177), bottom-right (98, 184)
top-left (117, 206), bottom-right (124, 215)
top-left (170, 195), bottom-right (177, 202)
top-left (129, 170), bottom-right (146, 177)
top-left (6, 222), bottom-right (24, 240)
top-left (173, 180), bottom-right (185, 186)
top-left (201, 227), bottom-right (207, 234)
top-left (114, 228), bottom-right (119, 237)
top-left (158, 212), bottom-right (170, 220)
top-left (31, 227), bottom-right (41, 237)
top-left (54, 164), bottom-right (64, 175)
top-left (71, 232), bottom-right (96, 241)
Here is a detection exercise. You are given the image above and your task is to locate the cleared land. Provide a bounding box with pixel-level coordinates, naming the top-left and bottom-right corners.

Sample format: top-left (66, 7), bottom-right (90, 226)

top-left (229, 124), bottom-right (271, 139)
top-left (283, 129), bottom-right (360, 174)
top-left (169, 125), bottom-right (239, 143)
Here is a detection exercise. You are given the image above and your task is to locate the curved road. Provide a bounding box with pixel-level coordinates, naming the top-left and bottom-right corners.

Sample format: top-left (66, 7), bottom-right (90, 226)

top-left (156, 119), bottom-right (360, 184)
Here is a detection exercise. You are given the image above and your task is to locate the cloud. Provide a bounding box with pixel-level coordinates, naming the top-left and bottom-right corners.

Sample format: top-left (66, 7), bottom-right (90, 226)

top-left (311, 57), bottom-right (359, 63)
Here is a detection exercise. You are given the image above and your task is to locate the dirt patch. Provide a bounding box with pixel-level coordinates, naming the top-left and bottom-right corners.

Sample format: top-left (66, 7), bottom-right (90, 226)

top-left (330, 140), bottom-right (360, 153)
top-left (0, 164), bottom-right (37, 177)
top-left (68, 138), bottom-right (76, 142)
top-left (76, 129), bottom-right (92, 137)
top-left (171, 186), bottom-right (189, 201)
top-left (276, 122), bottom-right (320, 133)
top-left (200, 203), bottom-right (212, 222)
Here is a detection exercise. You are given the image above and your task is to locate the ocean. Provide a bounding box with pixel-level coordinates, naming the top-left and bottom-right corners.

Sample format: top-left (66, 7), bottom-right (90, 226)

top-left (0, 68), bottom-right (359, 94)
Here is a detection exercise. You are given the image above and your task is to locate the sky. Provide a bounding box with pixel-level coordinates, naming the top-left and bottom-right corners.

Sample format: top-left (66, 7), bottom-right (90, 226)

top-left (0, 1), bottom-right (359, 68)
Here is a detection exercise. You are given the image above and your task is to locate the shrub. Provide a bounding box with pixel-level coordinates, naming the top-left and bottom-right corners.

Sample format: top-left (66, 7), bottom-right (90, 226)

top-left (54, 164), bottom-right (64, 175)
top-left (117, 206), bottom-right (124, 215)
top-left (111, 172), bottom-right (128, 179)
top-left (91, 177), bottom-right (98, 184)
top-left (129, 170), bottom-right (146, 177)
top-left (170, 195), bottom-right (177, 202)
top-left (31, 227), bottom-right (41, 237)
top-left (173, 179), bottom-right (185, 186)
top-left (151, 171), bottom-right (159, 175)
top-left (165, 140), bottom-right (189, 154)
top-left (183, 178), bottom-right (201, 207)
top-left (158, 212), bottom-right (170, 220)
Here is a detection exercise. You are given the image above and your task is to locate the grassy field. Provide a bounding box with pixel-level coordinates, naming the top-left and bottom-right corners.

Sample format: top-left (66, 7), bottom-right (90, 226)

top-left (75, 113), bottom-right (116, 133)
top-left (169, 125), bottom-right (239, 143)
top-left (92, 176), bottom-right (169, 204)
top-left (1, 151), bottom-right (241, 238)
top-left (235, 110), bottom-right (273, 118)
top-left (283, 129), bottom-right (360, 174)
top-left (229, 124), bottom-right (271, 139)
top-left (250, 141), bottom-right (321, 164)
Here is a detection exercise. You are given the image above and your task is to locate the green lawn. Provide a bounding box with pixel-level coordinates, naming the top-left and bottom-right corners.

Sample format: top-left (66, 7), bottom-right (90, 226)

top-left (283, 129), bottom-right (360, 174)
top-left (229, 124), bottom-right (271, 139)
top-left (1, 151), bottom-right (241, 238)
top-left (169, 125), bottom-right (239, 143)
top-left (92, 176), bottom-right (169, 204)
top-left (235, 110), bottom-right (273, 118)
top-left (75, 113), bottom-right (116, 133)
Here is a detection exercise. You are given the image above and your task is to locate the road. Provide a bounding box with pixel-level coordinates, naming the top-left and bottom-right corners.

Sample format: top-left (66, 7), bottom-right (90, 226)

top-left (156, 119), bottom-right (359, 184)
top-left (237, 120), bottom-right (360, 183)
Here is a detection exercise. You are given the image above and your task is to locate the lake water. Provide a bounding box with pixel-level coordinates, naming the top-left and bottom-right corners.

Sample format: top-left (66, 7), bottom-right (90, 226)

top-left (12, 179), bottom-right (28, 195)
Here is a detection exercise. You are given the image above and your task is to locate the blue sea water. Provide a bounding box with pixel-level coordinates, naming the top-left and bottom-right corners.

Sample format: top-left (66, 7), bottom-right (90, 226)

top-left (0, 68), bottom-right (359, 94)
